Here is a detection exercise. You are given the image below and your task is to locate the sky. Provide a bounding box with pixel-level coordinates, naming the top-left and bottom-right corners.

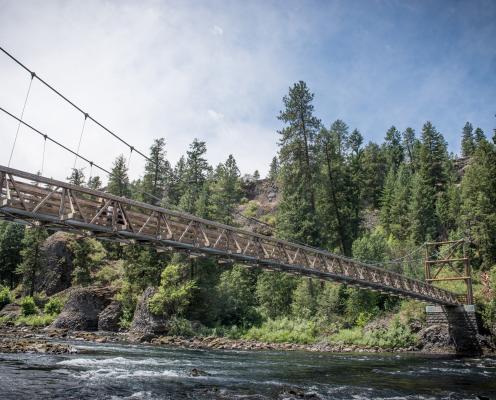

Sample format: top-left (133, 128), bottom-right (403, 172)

top-left (0, 0), bottom-right (495, 182)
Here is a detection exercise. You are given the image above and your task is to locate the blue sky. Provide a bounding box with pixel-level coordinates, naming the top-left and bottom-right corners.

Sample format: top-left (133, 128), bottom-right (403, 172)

top-left (0, 0), bottom-right (494, 180)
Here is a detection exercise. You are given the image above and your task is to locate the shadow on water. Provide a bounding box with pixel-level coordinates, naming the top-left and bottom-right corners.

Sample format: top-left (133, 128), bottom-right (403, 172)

top-left (0, 340), bottom-right (495, 399)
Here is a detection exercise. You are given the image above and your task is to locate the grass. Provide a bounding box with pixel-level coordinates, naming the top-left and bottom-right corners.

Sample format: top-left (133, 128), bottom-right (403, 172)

top-left (242, 318), bottom-right (319, 344)
top-left (14, 314), bottom-right (56, 327)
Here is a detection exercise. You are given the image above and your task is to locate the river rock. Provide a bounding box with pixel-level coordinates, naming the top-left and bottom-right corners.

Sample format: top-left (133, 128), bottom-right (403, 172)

top-left (34, 232), bottom-right (74, 296)
top-left (130, 287), bottom-right (168, 336)
top-left (98, 301), bottom-right (123, 332)
top-left (51, 287), bottom-right (115, 331)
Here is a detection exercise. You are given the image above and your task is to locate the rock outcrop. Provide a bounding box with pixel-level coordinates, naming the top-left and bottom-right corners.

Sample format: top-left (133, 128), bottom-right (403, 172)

top-left (130, 287), bottom-right (168, 336)
top-left (34, 232), bottom-right (74, 296)
top-left (51, 287), bottom-right (115, 331)
top-left (98, 301), bottom-right (123, 332)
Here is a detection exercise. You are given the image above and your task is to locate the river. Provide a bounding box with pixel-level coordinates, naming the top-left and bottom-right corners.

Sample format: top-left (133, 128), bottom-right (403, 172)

top-left (0, 340), bottom-right (495, 399)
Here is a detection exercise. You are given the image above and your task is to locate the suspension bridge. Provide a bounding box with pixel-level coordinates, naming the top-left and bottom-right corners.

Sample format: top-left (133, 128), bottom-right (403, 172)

top-left (0, 46), bottom-right (464, 307)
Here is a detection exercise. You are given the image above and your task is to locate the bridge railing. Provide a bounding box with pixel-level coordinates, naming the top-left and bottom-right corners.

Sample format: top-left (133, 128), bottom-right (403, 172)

top-left (0, 165), bottom-right (459, 306)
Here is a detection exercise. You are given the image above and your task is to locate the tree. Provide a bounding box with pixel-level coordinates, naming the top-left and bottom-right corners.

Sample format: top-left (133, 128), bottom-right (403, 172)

top-left (69, 237), bottom-right (106, 286)
top-left (461, 139), bottom-right (496, 269)
top-left (349, 129), bottom-right (363, 156)
top-left (141, 138), bottom-right (172, 206)
top-left (107, 154), bottom-right (131, 197)
top-left (402, 127), bottom-right (420, 171)
top-left (210, 155), bottom-right (242, 224)
top-left (461, 122), bottom-right (475, 157)
top-left (253, 170), bottom-right (260, 180)
top-left (474, 127), bottom-right (486, 145)
top-left (291, 278), bottom-right (319, 320)
top-left (389, 165), bottom-right (413, 240)
top-left (383, 126), bottom-right (404, 172)
top-left (0, 222), bottom-right (25, 288)
top-left (179, 139), bottom-right (211, 214)
top-left (268, 156), bottom-right (279, 181)
top-left (256, 271), bottom-right (296, 319)
top-left (380, 169), bottom-right (396, 234)
top-left (17, 227), bottom-right (48, 296)
top-left (216, 265), bottom-right (260, 326)
top-left (419, 121), bottom-right (448, 190)
top-left (360, 142), bottom-right (387, 207)
top-left (409, 172), bottom-right (437, 243)
top-left (149, 262), bottom-right (196, 317)
top-left (67, 168), bottom-right (85, 186)
top-left (87, 176), bottom-right (102, 190)
top-left (277, 81), bottom-right (321, 245)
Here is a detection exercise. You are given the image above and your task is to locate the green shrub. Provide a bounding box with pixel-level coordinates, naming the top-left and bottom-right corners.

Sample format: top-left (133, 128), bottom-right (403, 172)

top-left (20, 296), bottom-right (38, 316)
top-left (243, 318), bottom-right (318, 344)
top-left (15, 314), bottom-right (55, 327)
top-left (0, 315), bottom-right (14, 326)
top-left (242, 201), bottom-right (259, 218)
top-left (0, 286), bottom-right (11, 309)
top-left (167, 317), bottom-right (196, 337)
top-left (44, 297), bottom-right (63, 315)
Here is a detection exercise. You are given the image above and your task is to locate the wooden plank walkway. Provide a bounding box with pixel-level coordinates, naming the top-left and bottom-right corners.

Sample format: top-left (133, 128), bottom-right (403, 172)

top-left (0, 165), bottom-right (459, 306)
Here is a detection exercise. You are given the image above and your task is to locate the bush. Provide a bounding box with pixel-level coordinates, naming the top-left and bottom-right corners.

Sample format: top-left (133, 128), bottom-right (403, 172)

top-left (242, 201), bottom-right (259, 218)
top-left (0, 286), bottom-right (11, 309)
top-left (20, 296), bottom-right (38, 316)
top-left (167, 317), bottom-right (196, 337)
top-left (44, 297), bottom-right (63, 315)
top-left (243, 318), bottom-right (319, 344)
top-left (15, 314), bottom-right (55, 327)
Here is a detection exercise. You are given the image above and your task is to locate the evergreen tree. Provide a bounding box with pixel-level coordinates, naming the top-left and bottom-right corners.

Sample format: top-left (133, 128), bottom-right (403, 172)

top-left (349, 129), bottom-right (363, 156)
top-left (474, 127), bottom-right (486, 145)
top-left (253, 170), bottom-right (260, 180)
top-left (87, 176), bottom-right (102, 190)
top-left (67, 168), bottom-right (85, 186)
top-left (360, 142), bottom-right (387, 208)
top-left (17, 227), bottom-right (48, 296)
top-left (268, 156), bottom-right (279, 181)
top-left (107, 154), bottom-right (131, 197)
top-left (461, 139), bottom-right (496, 269)
top-left (0, 222), bottom-right (25, 288)
top-left (169, 156), bottom-right (187, 206)
top-left (141, 138), bottom-right (172, 206)
top-left (179, 139), bottom-right (211, 214)
top-left (409, 172), bottom-right (437, 243)
top-left (419, 121), bottom-right (448, 190)
top-left (69, 237), bottom-right (105, 286)
top-left (389, 165), bottom-right (413, 240)
top-left (461, 122), bottom-right (475, 157)
top-left (402, 127), bottom-right (420, 171)
top-left (291, 278), bottom-right (319, 320)
top-left (210, 155), bottom-right (242, 224)
top-left (383, 126), bottom-right (404, 172)
top-left (380, 169), bottom-right (397, 234)
top-left (277, 81), bottom-right (321, 245)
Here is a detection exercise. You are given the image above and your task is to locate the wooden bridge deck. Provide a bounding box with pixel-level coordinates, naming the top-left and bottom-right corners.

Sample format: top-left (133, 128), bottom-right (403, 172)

top-left (0, 165), bottom-right (459, 306)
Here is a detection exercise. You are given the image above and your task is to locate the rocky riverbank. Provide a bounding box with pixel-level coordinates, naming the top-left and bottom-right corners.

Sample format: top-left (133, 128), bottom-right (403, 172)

top-left (2, 325), bottom-right (490, 356)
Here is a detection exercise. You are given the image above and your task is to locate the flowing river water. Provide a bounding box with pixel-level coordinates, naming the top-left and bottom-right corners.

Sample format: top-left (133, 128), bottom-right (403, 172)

top-left (0, 340), bottom-right (495, 399)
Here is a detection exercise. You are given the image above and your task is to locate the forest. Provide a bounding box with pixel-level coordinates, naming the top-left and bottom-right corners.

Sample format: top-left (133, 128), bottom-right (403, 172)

top-left (1, 80), bottom-right (495, 348)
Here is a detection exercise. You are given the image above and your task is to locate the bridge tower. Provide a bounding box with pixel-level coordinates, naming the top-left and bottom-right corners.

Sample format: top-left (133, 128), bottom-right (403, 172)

top-left (423, 239), bottom-right (482, 355)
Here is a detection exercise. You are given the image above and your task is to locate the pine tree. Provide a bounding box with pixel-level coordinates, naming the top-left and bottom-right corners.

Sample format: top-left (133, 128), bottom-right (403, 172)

top-left (380, 169), bottom-right (396, 234)
top-left (107, 154), bottom-right (131, 197)
top-left (461, 122), bottom-right (475, 157)
top-left (268, 156), bottom-right (279, 181)
top-left (255, 271), bottom-right (296, 319)
top-left (87, 176), bottom-right (102, 190)
top-left (179, 139), bottom-right (211, 214)
top-left (17, 227), bottom-right (48, 296)
top-left (474, 127), bottom-right (486, 145)
top-left (419, 121), bottom-right (448, 190)
top-left (409, 173), bottom-right (437, 243)
top-left (402, 127), bottom-right (420, 171)
top-left (67, 168), bottom-right (85, 186)
top-left (384, 126), bottom-right (404, 172)
top-left (360, 142), bottom-right (387, 208)
top-left (389, 164), bottom-right (412, 240)
top-left (210, 155), bottom-right (242, 224)
top-left (461, 139), bottom-right (496, 269)
top-left (349, 129), bottom-right (363, 156)
top-left (277, 81), bottom-right (321, 245)
top-left (141, 138), bottom-right (172, 206)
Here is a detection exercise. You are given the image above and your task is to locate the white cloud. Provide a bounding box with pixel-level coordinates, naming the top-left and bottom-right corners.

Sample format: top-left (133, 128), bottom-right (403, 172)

top-left (207, 109), bottom-right (224, 122)
top-left (212, 25), bottom-right (224, 36)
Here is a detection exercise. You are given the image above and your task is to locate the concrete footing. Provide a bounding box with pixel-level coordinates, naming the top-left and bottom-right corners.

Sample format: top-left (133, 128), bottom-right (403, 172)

top-left (425, 305), bottom-right (482, 355)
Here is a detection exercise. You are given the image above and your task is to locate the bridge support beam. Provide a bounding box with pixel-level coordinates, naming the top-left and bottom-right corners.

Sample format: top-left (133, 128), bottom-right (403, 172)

top-left (425, 305), bottom-right (483, 355)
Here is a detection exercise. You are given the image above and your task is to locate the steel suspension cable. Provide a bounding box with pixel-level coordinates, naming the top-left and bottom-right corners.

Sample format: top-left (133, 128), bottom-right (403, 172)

top-left (40, 135), bottom-right (47, 175)
top-left (73, 113), bottom-right (88, 169)
top-left (8, 73), bottom-right (34, 167)
top-left (0, 46), bottom-right (155, 167)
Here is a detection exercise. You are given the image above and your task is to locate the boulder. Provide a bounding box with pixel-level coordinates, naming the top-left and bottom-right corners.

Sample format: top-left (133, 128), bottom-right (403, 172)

top-left (130, 287), bottom-right (168, 336)
top-left (98, 301), bottom-right (123, 332)
top-left (51, 287), bottom-right (115, 331)
top-left (34, 232), bottom-right (74, 296)
top-left (0, 303), bottom-right (21, 320)
top-left (418, 324), bottom-right (454, 352)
